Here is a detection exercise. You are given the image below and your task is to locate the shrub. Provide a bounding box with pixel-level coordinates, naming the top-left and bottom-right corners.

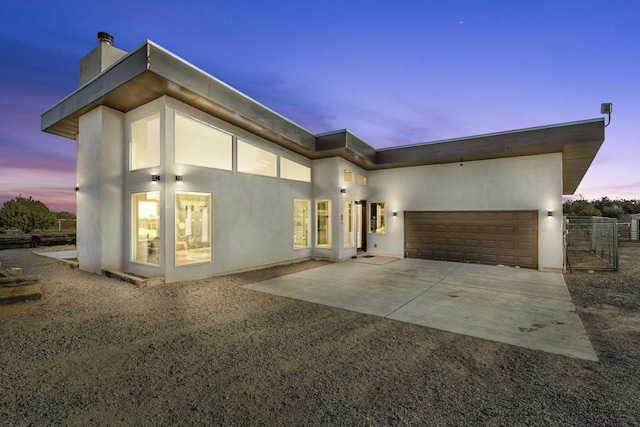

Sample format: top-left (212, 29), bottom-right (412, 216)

top-left (0, 195), bottom-right (57, 233)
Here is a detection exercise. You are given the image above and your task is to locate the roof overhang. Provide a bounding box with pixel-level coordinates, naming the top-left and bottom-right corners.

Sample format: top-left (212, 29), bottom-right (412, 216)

top-left (42, 41), bottom-right (317, 155)
top-left (42, 40), bottom-right (605, 196)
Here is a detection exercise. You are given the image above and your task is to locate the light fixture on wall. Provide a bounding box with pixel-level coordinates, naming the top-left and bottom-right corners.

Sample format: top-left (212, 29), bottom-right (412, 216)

top-left (340, 188), bottom-right (346, 194)
top-left (74, 186), bottom-right (79, 192)
top-left (548, 210), bottom-right (553, 217)
top-left (151, 174), bottom-right (160, 182)
top-left (393, 211), bottom-right (398, 217)
top-left (175, 175), bottom-right (183, 182)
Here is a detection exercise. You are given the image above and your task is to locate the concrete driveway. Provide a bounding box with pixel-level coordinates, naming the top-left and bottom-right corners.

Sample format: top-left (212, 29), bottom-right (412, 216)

top-left (244, 256), bottom-right (598, 361)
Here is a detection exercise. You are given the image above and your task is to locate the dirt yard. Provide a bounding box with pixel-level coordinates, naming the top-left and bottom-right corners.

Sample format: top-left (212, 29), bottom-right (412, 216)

top-left (0, 246), bottom-right (638, 426)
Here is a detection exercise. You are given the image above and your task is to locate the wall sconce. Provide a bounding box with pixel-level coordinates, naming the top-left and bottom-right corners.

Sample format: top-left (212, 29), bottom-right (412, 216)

top-left (74, 186), bottom-right (79, 192)
top-left (340, 188), bottom-right (346, 194)
top-left (175, 175), bottom-right (183, 182)
top-left (151, 174), bottom-right (160, 182)
top-left (547, 210), bottom-right (553, 217)
top-left (393, 211), bottom-right (398, 217)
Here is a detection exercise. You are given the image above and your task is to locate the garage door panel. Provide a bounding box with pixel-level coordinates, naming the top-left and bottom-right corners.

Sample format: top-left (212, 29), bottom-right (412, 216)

top-left (405, 210), bottom-right (538, 269)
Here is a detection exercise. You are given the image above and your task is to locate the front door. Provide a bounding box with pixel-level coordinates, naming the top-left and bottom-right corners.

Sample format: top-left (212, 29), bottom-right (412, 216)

top-left (355, 200), bottom-right (367, 252)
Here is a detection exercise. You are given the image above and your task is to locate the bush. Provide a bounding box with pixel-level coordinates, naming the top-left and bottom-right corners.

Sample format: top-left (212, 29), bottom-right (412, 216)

top-left (0, 195), bottom-right (57, 233)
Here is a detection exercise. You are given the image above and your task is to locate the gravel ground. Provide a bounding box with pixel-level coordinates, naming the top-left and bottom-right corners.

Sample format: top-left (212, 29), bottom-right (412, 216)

top-left (0, 246), bottom-right (638, 426)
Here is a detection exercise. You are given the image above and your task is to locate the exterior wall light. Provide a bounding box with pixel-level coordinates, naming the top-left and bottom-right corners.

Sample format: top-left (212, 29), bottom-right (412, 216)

top-left (74, 186), bottom-right (79, 192)
top-left (151, 174), bottom-right (160, 182)
top-left (548, 210), bottom-right (553, 217)
top-left (175, 175), bottom-right (183, 182)
top-left (340, 188), bottom-right (346, 194)
top-left (393, 211), bottom-right (398, 217)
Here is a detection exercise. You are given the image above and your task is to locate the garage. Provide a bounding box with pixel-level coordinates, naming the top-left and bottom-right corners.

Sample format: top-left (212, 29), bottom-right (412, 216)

top-left (405, 210), bottom-right (538, 269)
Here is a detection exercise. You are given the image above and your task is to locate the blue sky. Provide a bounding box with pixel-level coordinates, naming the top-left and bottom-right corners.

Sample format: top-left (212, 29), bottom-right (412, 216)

top-left (1, 0), bottom-right (638, 212)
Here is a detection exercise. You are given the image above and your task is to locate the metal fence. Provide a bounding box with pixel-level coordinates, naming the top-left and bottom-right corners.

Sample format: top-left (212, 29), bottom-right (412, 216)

top-left (565, 216), bottom-right (619, 271)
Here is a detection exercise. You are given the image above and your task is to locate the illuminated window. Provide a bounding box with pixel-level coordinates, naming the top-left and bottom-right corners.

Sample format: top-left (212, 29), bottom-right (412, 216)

top-left (281, 158), bottom-right (311, 182)
top-left (370, 202), bottom-right (386, 234)
top-left (344, 200), bottom-right (354, 248)
top-left (316, 200), bottom-right (331, 247)
top-left (130, 112), bottom-right (160, 171)
top-left (175, 112), bottom-right (232, 170)
top-left (132, 191), bottom-right (160, 264)
top-left (175, 192), bottom-right (212, 266)
top-left (357, 175), bottom-right (367, 185)
top-left (237, 140), bottom-right (277, 177)
top-left (293, 199), bottom-right (310, 249)
top-left (344, 169), bottom-right (354, 183)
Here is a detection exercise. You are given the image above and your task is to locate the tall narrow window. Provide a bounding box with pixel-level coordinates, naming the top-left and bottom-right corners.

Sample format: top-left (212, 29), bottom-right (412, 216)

top-left (176, 192), bottom-right (212, 266)
top-left (344, 200), bottom-right (354, 248)
top-left (130, 112), bottom-right (160, 170)
top-left (370, 202), bottom-right (386, 234)
top-left (293, 199), bottom-right (310, 249)
top-left (316, 200), bottom-right (331, 247)
top-left (175, 112), bottom-right (232, 170)
top-left (132, 191), bottom-right (160, 264)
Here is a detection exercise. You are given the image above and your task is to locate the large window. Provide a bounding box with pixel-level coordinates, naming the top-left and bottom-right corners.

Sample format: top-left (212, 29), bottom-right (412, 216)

top-left (316, 200), bottom-right (331, 247)
top-left (237, 140), bottom-right (277, 177)
top-left (130, 112), bottom-right (160, 171)
top-left (293, 199), bottom-right (310, 249)
top-left (176, 192), bottom-right (212, 266)
top-left (132, 192), bottom-right (160, 264)
top-left (175, 112), bottom-right (232, 170)
top-left (357, 175), bottom-right (367, 186)
top-left (281, 158), bottom-right (311, 182)
top-left (344, 200), bottom-right (354, 248)
top-left (370, 202), bottom-right (386, 234)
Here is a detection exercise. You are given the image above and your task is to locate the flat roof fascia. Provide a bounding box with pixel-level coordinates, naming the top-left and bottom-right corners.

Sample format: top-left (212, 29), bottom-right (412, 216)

top-left (42, 41), bottom-right (317, 153)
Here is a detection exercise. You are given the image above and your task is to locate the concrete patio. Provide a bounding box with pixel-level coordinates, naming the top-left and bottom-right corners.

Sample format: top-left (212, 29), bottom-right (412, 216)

top-left (244, 256), bottom-right (598, 361)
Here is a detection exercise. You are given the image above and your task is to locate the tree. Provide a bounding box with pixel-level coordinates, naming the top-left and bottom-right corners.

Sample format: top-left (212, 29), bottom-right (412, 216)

top-left (0, 195), bottom-right (57, 233)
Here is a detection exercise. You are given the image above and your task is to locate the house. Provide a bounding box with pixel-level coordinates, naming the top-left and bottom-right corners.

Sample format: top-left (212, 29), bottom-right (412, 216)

top-left (42, 33), bottom-right (605, 283)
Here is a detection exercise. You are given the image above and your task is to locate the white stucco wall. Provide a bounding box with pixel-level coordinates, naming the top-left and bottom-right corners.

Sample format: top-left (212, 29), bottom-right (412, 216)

top-left (77, 106), bottom-right (125, 274)
top-left (125, 97), bottom-right (315, 283)
top-left (366, 153), bottom-right (564, 271)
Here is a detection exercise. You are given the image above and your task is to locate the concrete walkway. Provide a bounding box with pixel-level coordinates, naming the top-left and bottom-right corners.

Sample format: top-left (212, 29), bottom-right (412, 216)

top-left (244, 257), bottom-right (598, 361)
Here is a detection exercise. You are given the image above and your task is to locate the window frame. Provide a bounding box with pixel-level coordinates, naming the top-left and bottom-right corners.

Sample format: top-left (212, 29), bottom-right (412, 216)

top-left (175, 191), bottom-right (212, 266)
top-left (293, 199), bottom-right (311, 249)
top-left (370, 202), bottom-right (386, 234)
top-left (315, 200), bottom-right (332, 248)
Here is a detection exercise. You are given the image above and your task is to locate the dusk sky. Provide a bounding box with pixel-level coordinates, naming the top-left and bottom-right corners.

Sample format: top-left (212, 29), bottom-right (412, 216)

top-left (1, 1), bottom-right (638, 213)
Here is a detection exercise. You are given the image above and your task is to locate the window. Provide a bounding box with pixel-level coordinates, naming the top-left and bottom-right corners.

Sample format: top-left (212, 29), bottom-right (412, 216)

top-left (357, 175), bottom-right (367, 185)
top-left (237, 140), bottom-right (277, 177)
top-left (281, 158), bottom-right (311, 182)
top-left (175, 112), bottom-right (232, 170)
top-left (175, 192), bottom-right (212, 266)
top-left (344, 169), bottom-right (354, 183)
top-left (344, 200), bottom-right (354, 248)
top-left (316, 200), bottom-right (331, 247)
top-left (293, 199), bottom-right (310, 249)
top-left (130, 112), bottom-right (160, 170)
top-left (370, 202), bottom-right (386, 234)
top-left (132, 191), bottom-right (160, 264)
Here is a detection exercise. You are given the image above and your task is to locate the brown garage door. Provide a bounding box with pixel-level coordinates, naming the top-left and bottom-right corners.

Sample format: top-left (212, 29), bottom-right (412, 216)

top-left (405, 210), bottom-right (538, 269)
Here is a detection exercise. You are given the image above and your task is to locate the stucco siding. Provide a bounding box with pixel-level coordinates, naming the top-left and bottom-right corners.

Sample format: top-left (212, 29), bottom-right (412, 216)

top-left (366, 153), bottom-right (564, 270)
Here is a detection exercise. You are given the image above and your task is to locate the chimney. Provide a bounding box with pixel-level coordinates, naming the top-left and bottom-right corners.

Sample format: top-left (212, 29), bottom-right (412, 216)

top-left (78, 32), bottom-right (127, 86)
